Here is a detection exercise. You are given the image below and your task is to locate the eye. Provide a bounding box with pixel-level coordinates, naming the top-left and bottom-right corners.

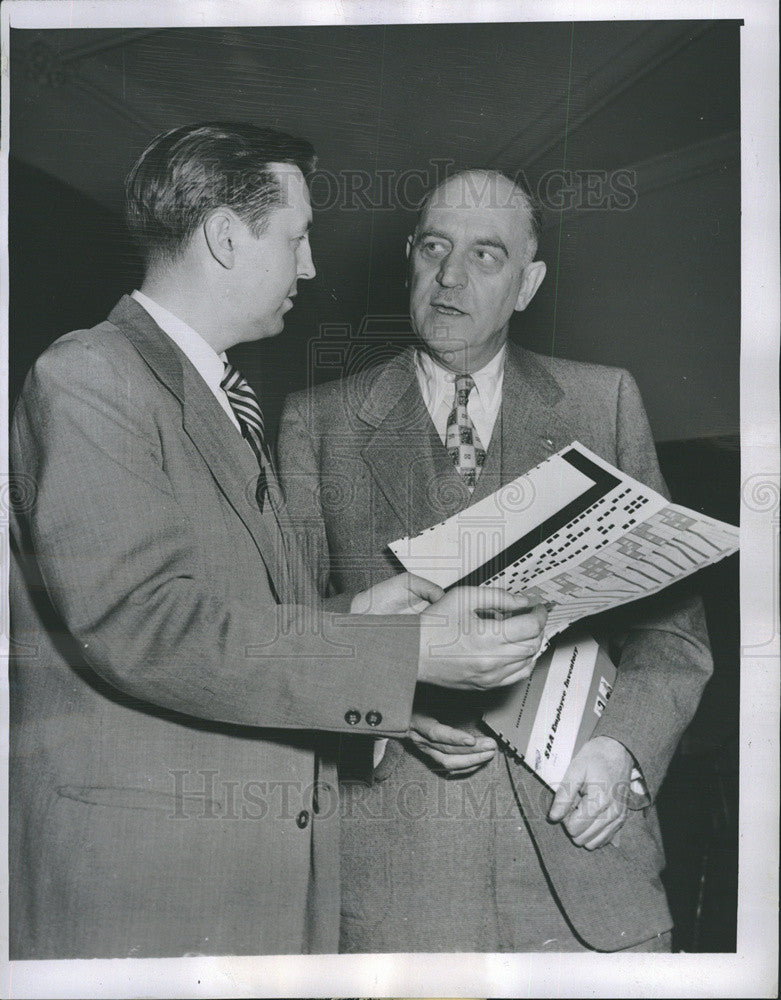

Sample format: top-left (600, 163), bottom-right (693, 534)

top-left (474, 249), bottom-right (499, 264)
top-left (418, 238), bottom-right (449, 257)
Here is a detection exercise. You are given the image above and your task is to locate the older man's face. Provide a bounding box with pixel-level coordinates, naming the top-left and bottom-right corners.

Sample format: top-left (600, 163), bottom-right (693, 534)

top-left (407, 173), bottom-right (539, 372)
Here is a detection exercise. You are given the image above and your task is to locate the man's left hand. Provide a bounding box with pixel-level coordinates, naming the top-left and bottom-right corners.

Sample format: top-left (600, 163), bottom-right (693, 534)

top-left (409, 712), bottom-right (497, 775)
top-left (547, 736), bottom-right (634, 850)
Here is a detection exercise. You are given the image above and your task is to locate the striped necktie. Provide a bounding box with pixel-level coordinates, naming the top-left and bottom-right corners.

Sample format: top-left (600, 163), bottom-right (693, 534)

top-left (446, 374), bottom-right (487, 493)
top-left (221, 362), bottom-right (271, 511)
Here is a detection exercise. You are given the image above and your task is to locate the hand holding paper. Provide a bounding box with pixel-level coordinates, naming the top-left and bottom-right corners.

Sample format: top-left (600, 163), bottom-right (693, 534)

top-left (417, 587), bottom-right (547, 691)
top-left (350, 571), bottom-right (444, 615)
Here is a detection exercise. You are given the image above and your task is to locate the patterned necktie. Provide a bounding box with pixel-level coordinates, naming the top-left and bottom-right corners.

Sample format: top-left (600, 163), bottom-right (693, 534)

top-left (221, 362), bottom-right (271, 511)
top-left (446, 374), bottom-right (487, 492)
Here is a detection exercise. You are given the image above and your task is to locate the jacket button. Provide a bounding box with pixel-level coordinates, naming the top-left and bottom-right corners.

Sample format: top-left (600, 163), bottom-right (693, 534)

top-left (296, 810), bottom-right (309, 829)
top-left (366, 710), bottom-right (382, 727)
top-left (345, 709), bottom-right (361, 725)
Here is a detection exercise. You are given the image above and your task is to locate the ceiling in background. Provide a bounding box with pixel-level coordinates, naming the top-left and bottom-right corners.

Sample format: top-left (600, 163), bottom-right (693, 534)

top-left (8, 20), bottom-right (741, 443)
top-left (10, 21), bottom-right (739, 217)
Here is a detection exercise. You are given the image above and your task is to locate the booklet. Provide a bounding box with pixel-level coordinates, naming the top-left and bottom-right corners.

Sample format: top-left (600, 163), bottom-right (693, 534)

top-left (483, 632), bottom-right (618, 790)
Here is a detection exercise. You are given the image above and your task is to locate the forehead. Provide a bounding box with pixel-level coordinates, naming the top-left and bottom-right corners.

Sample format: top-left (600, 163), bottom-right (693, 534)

top-left (419, 174), bottom-right (530, 249)
top-left (268, 163), bottom-right (311, 217)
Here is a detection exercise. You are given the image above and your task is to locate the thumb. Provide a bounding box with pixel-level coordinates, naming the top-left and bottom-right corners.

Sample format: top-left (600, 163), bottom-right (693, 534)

top-left (406, 573), bottom-right (445, 605)
top-left (469, 586), bottom-right (532, 616)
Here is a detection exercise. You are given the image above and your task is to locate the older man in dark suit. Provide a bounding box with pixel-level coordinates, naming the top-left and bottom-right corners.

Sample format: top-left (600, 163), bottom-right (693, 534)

top-left (8, 131), bottom-right (547, 959)
top-left (277, 169), bottom-right (713, 952)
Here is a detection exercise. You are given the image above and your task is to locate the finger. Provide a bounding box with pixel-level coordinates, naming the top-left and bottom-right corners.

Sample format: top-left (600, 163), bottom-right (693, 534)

top-left (566, 796), bottom-right (617, 842)
top-left (549, 770), bottom-right (586, 822)
top-left (580, 813), bottom-right (627, 851)
top-left (499, 604), bottom-right (548, 644)
top-left (446, 764), bottom-right (485, 777)
top-left (412, 719), bottom-right (479, 747)
top-left (440, 749), bottom-right (496, 771)
top-left (407, 573), bottom-right (445, 605)
top-left (467, 587), bottom-right (533, 615)
top-left (414, 737), bottom-right (497, 756)
top-left (424, 748), bottom-right (496, 770)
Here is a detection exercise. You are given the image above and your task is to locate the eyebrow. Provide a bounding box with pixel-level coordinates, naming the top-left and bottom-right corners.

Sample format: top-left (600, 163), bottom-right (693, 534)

top-left (416, 228), bottom-right (509, 257)
top-left (472, 237), bottom-right (509, 256)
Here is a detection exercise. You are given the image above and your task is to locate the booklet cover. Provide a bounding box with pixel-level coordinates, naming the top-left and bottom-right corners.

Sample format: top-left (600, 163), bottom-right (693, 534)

top-left (483, 632), bottom-right (617, 790)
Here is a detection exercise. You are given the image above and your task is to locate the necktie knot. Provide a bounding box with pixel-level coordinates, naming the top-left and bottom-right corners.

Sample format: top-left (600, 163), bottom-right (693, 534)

top-left (455, 373), bottom-right (476, 398)
top-left (221, 362), bottom-right (266, 441)
top-left (221, 361), bottom-right (270, 510)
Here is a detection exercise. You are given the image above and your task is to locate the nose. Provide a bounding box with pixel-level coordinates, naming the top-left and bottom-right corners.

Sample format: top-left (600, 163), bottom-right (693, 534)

top-left (297, 238), bottom-right (316, 281)
top-left (437, 250), bottom-right (466, 289)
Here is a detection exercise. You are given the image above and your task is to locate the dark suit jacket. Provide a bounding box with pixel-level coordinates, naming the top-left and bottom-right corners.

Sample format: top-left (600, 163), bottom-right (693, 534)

top-left (277, 342), bottom-right (713, 952)
top-left (8, 295), bottom-right (423, 959)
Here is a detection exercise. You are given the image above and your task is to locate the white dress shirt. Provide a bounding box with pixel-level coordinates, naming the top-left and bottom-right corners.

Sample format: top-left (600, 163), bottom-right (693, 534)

top-left (131, 289), bottom-right (241, 434)
top-left (414, 344), bottom-right (506, 449)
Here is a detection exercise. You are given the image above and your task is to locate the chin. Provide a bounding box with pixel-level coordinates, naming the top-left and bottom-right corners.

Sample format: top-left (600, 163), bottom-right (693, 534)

top-left (423, 331), bottom-right (470, 358)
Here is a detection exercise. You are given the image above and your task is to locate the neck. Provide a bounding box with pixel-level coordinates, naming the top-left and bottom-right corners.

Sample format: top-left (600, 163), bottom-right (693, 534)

top-left (140, 270), bottom-right (235, 354)
top-left (422, 337), bottom-right (507, 376)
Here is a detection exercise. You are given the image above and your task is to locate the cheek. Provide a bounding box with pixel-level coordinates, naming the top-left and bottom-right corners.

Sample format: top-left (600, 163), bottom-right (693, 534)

top-left (410, 270), bottom-right (434, 305)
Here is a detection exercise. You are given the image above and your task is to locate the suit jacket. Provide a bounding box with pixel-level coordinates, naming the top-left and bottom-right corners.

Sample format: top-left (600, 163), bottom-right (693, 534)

top-left (8, 295), bottom-right (423, 959)
top-left (277, 342), bottom-right (713, 952)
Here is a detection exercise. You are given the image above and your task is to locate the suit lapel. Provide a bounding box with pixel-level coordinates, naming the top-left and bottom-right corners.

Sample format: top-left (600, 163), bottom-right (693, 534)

top-left (358, 350), bottom-right (470, 536)
top-left (470, 341), bottom-right (577, 505)
top-left (109, 296), bottom-right (290, 600)
top-left (358, 343), bottom-right (579, 534)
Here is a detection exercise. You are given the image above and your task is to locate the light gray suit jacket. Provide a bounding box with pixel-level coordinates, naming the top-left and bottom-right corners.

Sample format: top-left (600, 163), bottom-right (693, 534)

top-left (277, 342), bottom-right (713, 952)
top-left (8, 295), bottom-right (423, 959)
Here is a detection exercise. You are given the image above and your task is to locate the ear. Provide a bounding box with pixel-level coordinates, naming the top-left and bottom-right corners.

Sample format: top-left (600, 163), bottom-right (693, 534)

top-left (203, 210), bottom-right (236, 269)
top-left (404, 235), bottom-right (414, 287)
top-left (514, 259), bottom-right (546, 312)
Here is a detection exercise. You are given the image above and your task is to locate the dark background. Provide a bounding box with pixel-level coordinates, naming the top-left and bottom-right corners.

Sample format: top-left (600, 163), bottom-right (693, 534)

top-left (7, 20), bottom-right (740, 951)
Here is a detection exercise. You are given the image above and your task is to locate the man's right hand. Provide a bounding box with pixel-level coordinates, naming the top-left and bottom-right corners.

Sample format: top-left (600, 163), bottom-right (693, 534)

top-left (417, 587), bottom-right (547, 691)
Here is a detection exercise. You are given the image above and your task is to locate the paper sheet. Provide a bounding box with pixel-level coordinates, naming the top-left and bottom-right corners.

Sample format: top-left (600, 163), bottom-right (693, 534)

top-left (389, 441), bottom-right (739, 646)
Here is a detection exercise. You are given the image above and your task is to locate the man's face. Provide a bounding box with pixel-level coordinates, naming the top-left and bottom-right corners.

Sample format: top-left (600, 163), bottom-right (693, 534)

top-left (407, 172), bottom-right (541, 372)
top-left (231, 163), bottom-right (315, 341)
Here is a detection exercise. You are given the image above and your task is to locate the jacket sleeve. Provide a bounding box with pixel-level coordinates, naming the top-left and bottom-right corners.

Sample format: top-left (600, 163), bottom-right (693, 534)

top-left (590, 370), bottom-right (714, 801)
top-left (11, 337), bottom-right (419, 737)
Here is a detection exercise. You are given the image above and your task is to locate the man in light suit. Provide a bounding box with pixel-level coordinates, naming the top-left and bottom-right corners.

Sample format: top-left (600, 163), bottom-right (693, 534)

top-left (8, 131), bottom-right (547, 959)
top-left (277, 169), bottom-right (713, 952)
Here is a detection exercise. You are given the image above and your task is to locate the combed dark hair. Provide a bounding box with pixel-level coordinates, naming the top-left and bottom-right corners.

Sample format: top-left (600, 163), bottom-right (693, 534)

top-left (125, 122), bottom-right (317, 265)
top-left (414, 168), bottom-right (543, 259)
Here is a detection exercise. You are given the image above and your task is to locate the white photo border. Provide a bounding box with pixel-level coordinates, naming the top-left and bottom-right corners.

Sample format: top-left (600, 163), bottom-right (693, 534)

top-left (1, 1), bottom-right (778, 997)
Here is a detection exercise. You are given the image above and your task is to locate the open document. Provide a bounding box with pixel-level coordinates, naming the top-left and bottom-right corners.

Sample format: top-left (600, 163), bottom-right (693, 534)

top-left (388, 441), bottom-right (739, 648)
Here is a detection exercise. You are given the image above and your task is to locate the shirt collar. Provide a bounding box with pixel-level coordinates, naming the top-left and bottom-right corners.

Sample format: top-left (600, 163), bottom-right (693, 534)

top-left (414, 343), bottom-right (506, 411)
top-left (131, 289), bottom-right (228, 392)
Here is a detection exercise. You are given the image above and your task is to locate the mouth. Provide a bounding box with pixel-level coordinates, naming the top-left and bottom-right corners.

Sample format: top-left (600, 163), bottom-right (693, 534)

top-left (431, 302), bottom-right (467, 316)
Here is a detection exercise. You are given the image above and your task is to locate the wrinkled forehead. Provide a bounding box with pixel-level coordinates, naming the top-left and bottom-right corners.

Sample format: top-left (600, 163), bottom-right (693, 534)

top-left (420, 173), bottom-right (533, 247)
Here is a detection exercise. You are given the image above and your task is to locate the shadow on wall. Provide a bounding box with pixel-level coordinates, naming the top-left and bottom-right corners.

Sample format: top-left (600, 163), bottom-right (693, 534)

top-left (8, 158), bottom-right (143, 411)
